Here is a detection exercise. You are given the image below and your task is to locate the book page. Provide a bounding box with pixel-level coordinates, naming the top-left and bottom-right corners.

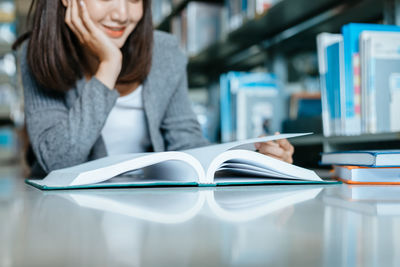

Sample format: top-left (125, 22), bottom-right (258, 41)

top-left (206, 149), bottom-right (322, 184)
top-left (31, 152), bottom-right (204, 188)
top-left (218, 162), bottom-right (298, 178)
top-left (183, 133), bottom-right (311, 183)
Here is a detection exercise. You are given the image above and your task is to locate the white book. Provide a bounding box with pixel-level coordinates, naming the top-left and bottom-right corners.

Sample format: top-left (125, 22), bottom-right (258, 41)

top-left (316, 33), bottom-right (343, 137)
top-left (360, 31), bottom-right (400, 133)
top-left (236, 89), bottom-right (278, 140)
top-left (26, 133), bottom-right (336, 190)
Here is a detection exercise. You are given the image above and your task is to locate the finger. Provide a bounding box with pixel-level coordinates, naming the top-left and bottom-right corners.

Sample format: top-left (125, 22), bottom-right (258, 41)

top-left (79, 0), bottom-right (97, 34)
top-left (255, 140), bottom-right (278, 150)
top-left (65, 0), bottom-right (84, 43)
top-left (65, 0), bottom-right (73, 31)
top-left (71, 0), bottom-right (89, 39)
top-left (258, 143), bottom-right (285, 158)
top-left (277, 138), bottom-right (294, 153)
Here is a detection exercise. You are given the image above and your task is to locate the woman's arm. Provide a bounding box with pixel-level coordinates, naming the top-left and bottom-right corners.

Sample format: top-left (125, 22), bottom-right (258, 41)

top-left (160, 58), bottom-right (209, 151)
top-left (22, 46), bottom-right (119, 173)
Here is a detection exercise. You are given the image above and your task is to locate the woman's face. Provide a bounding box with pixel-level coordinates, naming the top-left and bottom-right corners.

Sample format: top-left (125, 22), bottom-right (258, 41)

top-left (84, 0), bottom-right (143, 48)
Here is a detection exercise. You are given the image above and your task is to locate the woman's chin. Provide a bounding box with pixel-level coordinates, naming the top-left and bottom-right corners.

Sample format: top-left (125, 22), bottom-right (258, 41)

top-left (108, 38), bottom-right (126, 49)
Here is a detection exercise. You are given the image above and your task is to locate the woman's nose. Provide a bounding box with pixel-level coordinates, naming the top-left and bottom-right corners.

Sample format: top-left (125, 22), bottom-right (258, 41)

top-left (110, 0), bottom-right (128, 23)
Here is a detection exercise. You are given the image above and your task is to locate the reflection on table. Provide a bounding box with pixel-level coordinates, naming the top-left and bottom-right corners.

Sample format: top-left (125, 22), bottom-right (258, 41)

top-left (2, 168), bottom-right (400, 266)
top-left (322, 186), bottom-right (400, 267)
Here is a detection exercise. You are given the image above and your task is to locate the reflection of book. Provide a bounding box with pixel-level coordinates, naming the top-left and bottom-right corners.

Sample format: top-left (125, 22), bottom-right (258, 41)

top-left (321, 150), bottom-right (400, 167)
top-left (323, 195), bottom-right (400, 216)
top-left (55, 186), bottom-right (323, 223)
top-left (323, 188), bottom-right (400, 216)
top-left (27, 133), bottom-right (337, 190)
top-left (340, 185), bottom-right (400, 201)
top-left (333, 165), bottom-right (400, 184)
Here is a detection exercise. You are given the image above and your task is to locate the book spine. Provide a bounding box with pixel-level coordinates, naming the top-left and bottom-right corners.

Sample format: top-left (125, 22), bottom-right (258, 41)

top-left (342, 25), bottom-right (360, 135)
top-left (326, 42), bottom-right (342, 135)
top-left (220, 73), bottom-right (232, 142)
top-left (317, 33), bottom-right (344, 136)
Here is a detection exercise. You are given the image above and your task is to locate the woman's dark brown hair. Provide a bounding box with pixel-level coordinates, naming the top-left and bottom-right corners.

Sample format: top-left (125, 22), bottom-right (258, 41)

top-left (13, 0), bottom-right (153, 92)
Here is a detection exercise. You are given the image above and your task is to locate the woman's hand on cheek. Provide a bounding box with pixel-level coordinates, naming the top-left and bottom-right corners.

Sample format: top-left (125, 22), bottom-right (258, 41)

top-left (254, 135), bottom-right (294, 164)
top-left (64, 0), bottom-right (122, 88)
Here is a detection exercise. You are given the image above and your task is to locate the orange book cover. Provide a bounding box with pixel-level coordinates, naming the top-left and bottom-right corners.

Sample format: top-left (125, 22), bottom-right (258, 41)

top-left (334, 165), bottom-right (400, 185)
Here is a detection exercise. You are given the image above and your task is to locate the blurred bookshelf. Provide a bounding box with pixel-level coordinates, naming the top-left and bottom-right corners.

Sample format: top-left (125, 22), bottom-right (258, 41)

top-left (155, 0), bottom-right (400, 166)
top-left (186, 0), bottom-right (385, 86)
top-left (0, 0), bottom-right (23, 163)
top-left (156, 0), bottom-right (224, 31)
top-left (7, 0), bottom-right (400, 167)
top-left (291, 132), bottom-right (400, 150)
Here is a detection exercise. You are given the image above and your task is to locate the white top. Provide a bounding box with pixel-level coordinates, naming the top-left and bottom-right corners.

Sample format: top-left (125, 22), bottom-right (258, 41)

top-left (101, 85), bottom-right (151, 155)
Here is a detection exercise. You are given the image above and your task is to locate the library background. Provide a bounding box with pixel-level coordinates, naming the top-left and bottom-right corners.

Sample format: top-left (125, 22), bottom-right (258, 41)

top-left (1, 0), bottom-right (400, 168)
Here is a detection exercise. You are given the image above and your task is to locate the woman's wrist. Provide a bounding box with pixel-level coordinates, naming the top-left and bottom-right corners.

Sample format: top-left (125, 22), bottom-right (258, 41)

top-left (95, 60), bottom-right (122, 90)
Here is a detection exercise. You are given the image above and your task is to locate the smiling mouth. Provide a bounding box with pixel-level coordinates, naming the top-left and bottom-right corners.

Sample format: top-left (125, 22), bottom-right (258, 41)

top-left (102, 25), bottom-right (126, 38)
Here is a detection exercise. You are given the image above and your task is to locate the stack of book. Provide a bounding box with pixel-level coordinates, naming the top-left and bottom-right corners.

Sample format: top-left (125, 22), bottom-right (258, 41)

top-left (317, 23), bottom-right (400, 136)
top-left (321, 150), bottom-right (400, 184)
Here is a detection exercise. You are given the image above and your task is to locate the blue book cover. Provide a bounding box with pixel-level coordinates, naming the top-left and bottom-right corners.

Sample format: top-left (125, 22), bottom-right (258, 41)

top-left (316, 33), bottom-right (343, 136)
top-left (326, 42), bottom-right (342, 135)
top-left (321, 149), bottom-right (400, 167)
top-left (342, 23), bottom-right (400, 134)
top-left (220, 71), bottom-right (279, 142)
top-left (220, 73), bottom-right (231, 142)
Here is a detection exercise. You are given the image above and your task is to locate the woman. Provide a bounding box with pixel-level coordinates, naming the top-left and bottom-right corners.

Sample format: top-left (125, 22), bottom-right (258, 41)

top-left (15, 0), bottom-right (294, 178)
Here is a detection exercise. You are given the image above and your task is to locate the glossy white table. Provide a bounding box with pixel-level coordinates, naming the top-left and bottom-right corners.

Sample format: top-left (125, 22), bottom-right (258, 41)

top-left (1, 166), bottom-right (400, 267)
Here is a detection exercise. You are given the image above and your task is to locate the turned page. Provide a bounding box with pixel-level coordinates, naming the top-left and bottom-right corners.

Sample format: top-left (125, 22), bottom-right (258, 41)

top-left (182, 133), bottom-right (312, 184)
top-left (207, 149), bottom-right (322, 184)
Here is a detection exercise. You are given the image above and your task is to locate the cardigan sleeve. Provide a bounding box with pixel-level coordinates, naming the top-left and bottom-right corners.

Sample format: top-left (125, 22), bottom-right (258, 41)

top-left (21, 45), bottom-right (119, 173)
top-left (159, 56), bottom-right (209, 151)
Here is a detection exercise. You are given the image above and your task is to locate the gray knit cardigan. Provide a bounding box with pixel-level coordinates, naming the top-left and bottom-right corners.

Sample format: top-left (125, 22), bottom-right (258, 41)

top-left (21, 30), bottom-right (208, 177)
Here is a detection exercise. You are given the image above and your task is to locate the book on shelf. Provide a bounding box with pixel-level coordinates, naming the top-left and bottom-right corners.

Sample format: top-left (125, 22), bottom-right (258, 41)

top-left (321, 150), bottom-right (400, 167)
top-left (171, 1), bottom-right (223, 56)
top-left (360, 31), bottom-right (400, 133)
top-left (333, 165), bottom-right (400, 184)
top-left (226, 0), bottom-right (281, 31)
top-left (52, 186), bottom-right (323, 223)
top-left (317, 32), bottom-right (343, 137)
top-left (152, 0), bottom-right (172, 26)
top-left (317, 23), bottom-right (400, 136)
top-left (26, 133), bottom-right (338, 190)
top-left (219, 71), bottom-right (282, 142)
top-left (342, 23), bottom-right (400, 135)
top-left (326, 38), bottom-right (346, 136)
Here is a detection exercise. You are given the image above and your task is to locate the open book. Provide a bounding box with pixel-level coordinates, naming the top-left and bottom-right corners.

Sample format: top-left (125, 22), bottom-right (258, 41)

top-left (26, 133), bottom-right (337, 190)
top-left (48, 186), bottom-right (324, 223)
